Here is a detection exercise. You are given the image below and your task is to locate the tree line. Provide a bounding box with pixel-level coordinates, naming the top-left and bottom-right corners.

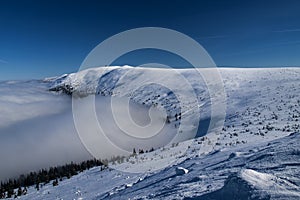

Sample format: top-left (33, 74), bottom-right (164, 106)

top-left (0, 147), bottom-right (156, 199)
top-left (0, 159), bottom-right (105, 199)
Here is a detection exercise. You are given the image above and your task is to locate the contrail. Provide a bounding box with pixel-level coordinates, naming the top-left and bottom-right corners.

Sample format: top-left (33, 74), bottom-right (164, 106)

top-left (196, 34), bottom-right (230, 40)
top-left (272, 28), bottom-right (300, 33)
top-left (0, 59), bottom-right (8, 64)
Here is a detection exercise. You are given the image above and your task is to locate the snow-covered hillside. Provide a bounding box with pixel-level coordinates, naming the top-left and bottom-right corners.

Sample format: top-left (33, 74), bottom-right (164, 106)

top-left (48, 66), bottom-right (228, 162)
top-left (48, 66), bottom-right (300, 159)
top-left (1, 66), bottom-right (300, 199)
top-left (12, 133), bottom-right (300, 200)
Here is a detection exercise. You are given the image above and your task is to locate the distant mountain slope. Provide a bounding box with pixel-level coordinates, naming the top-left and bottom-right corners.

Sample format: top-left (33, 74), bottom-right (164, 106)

top-left (48, 66), bottom-right (300, 144)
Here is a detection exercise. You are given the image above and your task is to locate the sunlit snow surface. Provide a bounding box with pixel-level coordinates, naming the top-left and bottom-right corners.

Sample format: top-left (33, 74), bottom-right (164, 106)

top-left (13, 133), bottom-right (300, 200)
top-left (1, 67), bottom-right (300, 199)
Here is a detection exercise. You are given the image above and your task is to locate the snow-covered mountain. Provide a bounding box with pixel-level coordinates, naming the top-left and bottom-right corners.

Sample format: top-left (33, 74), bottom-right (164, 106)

top-left (47, 66), bottom-right (226, 159)
top-left (1, 66), bottom-right (300, 199)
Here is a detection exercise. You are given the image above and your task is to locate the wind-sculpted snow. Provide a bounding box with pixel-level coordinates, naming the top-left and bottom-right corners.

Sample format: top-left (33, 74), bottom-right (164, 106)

top-left (104, 133), bottom-right (300, 199)
top-left (15, 133), bottom-right (300, 200)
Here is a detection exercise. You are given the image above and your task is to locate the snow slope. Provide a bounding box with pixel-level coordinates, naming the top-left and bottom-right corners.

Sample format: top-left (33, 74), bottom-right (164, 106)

top-left (48, 66), bottom-right (226, 163)
top-left (13, 133), bottom-right (300, 200)
top-left (1, 66), bottom-right (300, 199)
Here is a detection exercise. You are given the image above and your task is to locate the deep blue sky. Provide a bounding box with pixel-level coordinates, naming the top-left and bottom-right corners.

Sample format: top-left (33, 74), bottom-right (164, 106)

top-left (1, 0), bottom-right (300, 80)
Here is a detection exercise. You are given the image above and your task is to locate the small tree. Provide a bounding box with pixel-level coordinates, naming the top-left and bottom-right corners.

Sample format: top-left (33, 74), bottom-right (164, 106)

top-left (17, 187), bottom-right (22, 196)
top-left (139, 149), bottom-right (144, 154)
top-left (166, 116), bottom-right (171, 123)
top-left (35, 182), bottom-right (39, 191)
top-left (23, 187), bottom-right (27, 195)
top-left (52, 179), bottom-right (58, 187)
top-left (7, 187), bottom-right (14, 198)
